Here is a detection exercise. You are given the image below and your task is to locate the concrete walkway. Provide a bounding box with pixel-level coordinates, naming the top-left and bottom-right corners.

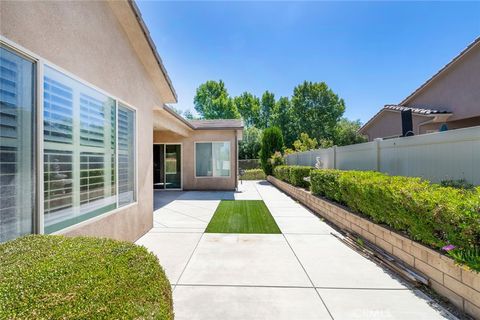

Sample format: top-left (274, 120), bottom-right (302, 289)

top-left (136, 181), bottom-right (455, 320)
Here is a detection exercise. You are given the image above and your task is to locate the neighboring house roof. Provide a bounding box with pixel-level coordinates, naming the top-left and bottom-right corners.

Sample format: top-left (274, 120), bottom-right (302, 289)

top-left (127, 1), bottom-right (177, 102)
top-left (383, 105), bottom-right (451, 115)
top-left (163, 105), bottom-right (244, 130)
top-left (359, 105), bottom-right (452, 133)
top-left (400, 36), bottom-right (480, 105)
top-left (360, 37), bottom-right (479, 134)
top-left (189, 119), bottom-right (244, 130)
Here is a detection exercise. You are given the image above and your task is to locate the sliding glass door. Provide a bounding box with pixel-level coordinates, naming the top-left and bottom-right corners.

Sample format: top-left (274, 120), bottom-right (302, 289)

top-left (153, 144), bottom-right (181, 190)
top-left (0, 45), bottom-right (36, 242)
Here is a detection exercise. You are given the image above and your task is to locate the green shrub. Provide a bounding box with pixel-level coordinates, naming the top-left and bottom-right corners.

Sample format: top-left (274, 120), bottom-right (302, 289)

top-left (440, 178), bottom-right (474, 190)
top-left (310, 169), bottom-right (343, 202)
top-left (289, 166), bottom-right (312, 188)
top-left (241, 169), bottom-right (266, 180)
top-left (260, 127), bottom-right (284, 176)
top-left (309, 169), bottom-right (480, 270)
top-left (273, 165), bottom-right (312, 188)
top-left (0, 235), bottom-right (173, 319)
top-left (273, 165), bottom-right (291, 182)
top-left (447, 246), bottom-right (480, 272)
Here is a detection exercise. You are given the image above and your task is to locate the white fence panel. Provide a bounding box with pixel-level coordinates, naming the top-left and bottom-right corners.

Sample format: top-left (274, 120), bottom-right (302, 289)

top-left (283, 126), bottom-right (480, 185)
top-left (336, 141), bottom-right (377, 171)
top-left (378, 127), bottom-right (480, 184)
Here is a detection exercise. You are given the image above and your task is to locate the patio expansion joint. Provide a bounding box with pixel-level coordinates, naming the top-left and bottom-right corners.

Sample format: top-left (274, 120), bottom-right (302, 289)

top-left (173, 232), bottom-right (205, 291)
top-left (254, 182), bottom-right (335, 320)
top-left (158, 208), bottom-right (210, 223)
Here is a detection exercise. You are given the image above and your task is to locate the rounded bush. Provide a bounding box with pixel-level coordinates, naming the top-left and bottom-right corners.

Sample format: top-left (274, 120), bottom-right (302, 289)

top-left (0, 235), bottom-right (173, 319)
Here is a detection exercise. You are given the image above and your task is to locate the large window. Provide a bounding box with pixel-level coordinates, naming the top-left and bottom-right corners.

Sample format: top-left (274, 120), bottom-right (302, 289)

top-left (43, 66), bottom-right (117, 233)
top-left (0, 40), bottom-right (138, 241)
top-left (0, 45), bottom-right (35, 242)
top-left (195, 142), bottom-right (230, 177)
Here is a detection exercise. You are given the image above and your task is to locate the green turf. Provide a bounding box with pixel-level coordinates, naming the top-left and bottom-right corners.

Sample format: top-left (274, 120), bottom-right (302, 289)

top-left (205, 200), bottom-right (281, 234)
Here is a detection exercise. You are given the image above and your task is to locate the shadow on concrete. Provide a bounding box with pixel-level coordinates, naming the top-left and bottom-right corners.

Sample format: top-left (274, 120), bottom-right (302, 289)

top-left (154, 190), bottom-right (235, 210)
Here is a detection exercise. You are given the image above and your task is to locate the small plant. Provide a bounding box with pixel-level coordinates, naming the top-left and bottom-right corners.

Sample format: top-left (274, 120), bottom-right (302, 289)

top-left (445, 245), bottom-right (480, 272)
top-left (269, 151), bottom-right (284, 167)
top-left (440, 178), bottom-right (474, 190)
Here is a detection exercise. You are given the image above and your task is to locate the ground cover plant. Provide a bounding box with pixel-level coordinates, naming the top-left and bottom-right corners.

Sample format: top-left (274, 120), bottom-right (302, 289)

top-left (0, 235), bottom-right (173, 319)
top-left (241, 168), bottom-right (266, 180)
top-left (206, 200), bottom-right (281, 234)
top-left (308, 169), bottom-right (480, 271)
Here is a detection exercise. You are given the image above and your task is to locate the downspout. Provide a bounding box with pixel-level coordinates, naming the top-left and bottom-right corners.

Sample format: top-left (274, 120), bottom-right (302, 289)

top-left (235, 130), bottom-right (238, 190)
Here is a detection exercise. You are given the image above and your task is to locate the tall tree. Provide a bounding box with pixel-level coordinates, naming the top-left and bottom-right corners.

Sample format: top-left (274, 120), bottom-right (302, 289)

top-left (272, 96), bottom-right (296, 147)
top-left (239, 126), bottom-right (262, 159)
top-left (291, 81), bottom-right (345, 142)
top-left (260, 126), bottom-right (284, 175)
top-left (233, 92), bottom-right (261, 127)
top-left (292, 133), bottom-right (318, 152)
top-left (333, 118), bottom-right (368, 146)
top-left (260, 91), bottom-right (275, 128)
top-left (193, 80), bottom-right (240, 119)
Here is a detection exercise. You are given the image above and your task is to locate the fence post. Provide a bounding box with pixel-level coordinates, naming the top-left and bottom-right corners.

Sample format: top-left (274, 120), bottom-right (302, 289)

top-left (374, 138), bottom-right (382, 171)
top-left (333, 146), bottom-right (337, 169)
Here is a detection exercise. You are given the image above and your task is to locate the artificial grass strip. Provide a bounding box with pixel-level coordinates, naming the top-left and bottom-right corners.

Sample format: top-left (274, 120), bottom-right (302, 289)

top-left (206, 200), bottom-right (281, 234)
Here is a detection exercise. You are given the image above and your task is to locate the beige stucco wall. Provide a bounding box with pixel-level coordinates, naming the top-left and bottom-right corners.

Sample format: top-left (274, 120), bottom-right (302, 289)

top-left (1, 1), bottom-right (165, 241)
top-left (154, 130), bottom-right (238, 190)
top-left (404, 43), bottom-right (480, 122)
top-left (362, 111), bottom-right (433, 141)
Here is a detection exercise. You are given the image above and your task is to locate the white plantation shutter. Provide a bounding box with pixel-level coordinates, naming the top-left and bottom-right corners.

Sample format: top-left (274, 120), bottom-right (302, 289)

top-left (117, 104), bottom-right (136, 207)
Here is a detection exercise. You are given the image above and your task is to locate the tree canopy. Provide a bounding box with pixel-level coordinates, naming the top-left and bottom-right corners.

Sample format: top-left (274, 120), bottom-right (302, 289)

top-left (233, 92), bottom-right (260, 127)
top-left (194, 80), bottom-right (240, 119)
top-left (192, 79), bottom-right (366, 154)
top-left (291, 81), bottom-right (345, 143)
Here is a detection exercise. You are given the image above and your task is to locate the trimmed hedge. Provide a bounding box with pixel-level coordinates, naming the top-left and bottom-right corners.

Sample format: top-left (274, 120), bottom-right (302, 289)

top-left (274, 165), bottom-right (312, 188)
top-left (241, 169), bottom-right (266, 180)
top-left (0, 235), bottom-right (173, 319)
top-left (310, 169), bottom-right (480, 252)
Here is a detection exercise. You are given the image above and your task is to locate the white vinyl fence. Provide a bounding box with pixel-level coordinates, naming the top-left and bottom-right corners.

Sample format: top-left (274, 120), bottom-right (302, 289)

top-left (285, 126), bottom-right (480, 185)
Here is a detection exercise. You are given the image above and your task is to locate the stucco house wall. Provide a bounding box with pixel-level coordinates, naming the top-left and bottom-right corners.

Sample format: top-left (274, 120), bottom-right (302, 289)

top-left (153, 130), bottom-right (238, 190)
top-left (361, 111), bottom-right (434, 140)
top-left (1, 1), bottom-right (165, 241)
top-left (402, 43), bottom-right (480, 122)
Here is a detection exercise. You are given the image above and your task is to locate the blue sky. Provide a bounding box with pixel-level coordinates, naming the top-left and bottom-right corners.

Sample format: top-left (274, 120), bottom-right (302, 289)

top-left (137, 1), bottom-right (480, 123)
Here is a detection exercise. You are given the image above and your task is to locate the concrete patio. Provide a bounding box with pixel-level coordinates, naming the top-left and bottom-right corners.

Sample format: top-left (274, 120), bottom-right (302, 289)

top-left (136, 181), bottom-right (455, 320)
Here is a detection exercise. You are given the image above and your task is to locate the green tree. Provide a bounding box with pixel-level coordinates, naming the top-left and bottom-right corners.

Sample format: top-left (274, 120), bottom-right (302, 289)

top-left (272, 96), bottom-right (296, 147)
top-left (193, 80), bottom-right (240, 119)
top-left (333, 118), bottom-right (368, 146)
top-left (260, 91), bottom-right (275, 128)
top-left (291, 81), bottom-right (345, 142)
top-left (239, 126), bottom-right (262, 159)
top-left (292, 133), bottom-right (318, 152)
top-left (260, 126), bottom-right (284, 175)
top-left (183, 110), bottom-right (196, 120)
top-left (233, 92), bottom-right (261, 127)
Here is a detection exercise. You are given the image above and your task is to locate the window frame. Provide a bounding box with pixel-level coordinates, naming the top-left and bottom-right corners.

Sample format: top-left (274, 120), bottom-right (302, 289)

top-left (0, 36), bottom-right (139, 236)
top-left (194, 141), bottom-right (232, 179)
top-left (0, 41), bottom-right (39, 240)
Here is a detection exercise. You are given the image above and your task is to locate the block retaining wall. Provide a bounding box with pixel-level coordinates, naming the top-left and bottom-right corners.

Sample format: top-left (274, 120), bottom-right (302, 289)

top-left (267, 175), bottom-right (480, 319)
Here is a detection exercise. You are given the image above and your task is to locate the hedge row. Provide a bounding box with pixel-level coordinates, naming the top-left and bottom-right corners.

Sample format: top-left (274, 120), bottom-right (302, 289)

top-left (273, 165), bottom-right (312, 188)
top-left (241, 169), bottom-right (266, 180)
top-left (310, 169), bottom-right (480, 251)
